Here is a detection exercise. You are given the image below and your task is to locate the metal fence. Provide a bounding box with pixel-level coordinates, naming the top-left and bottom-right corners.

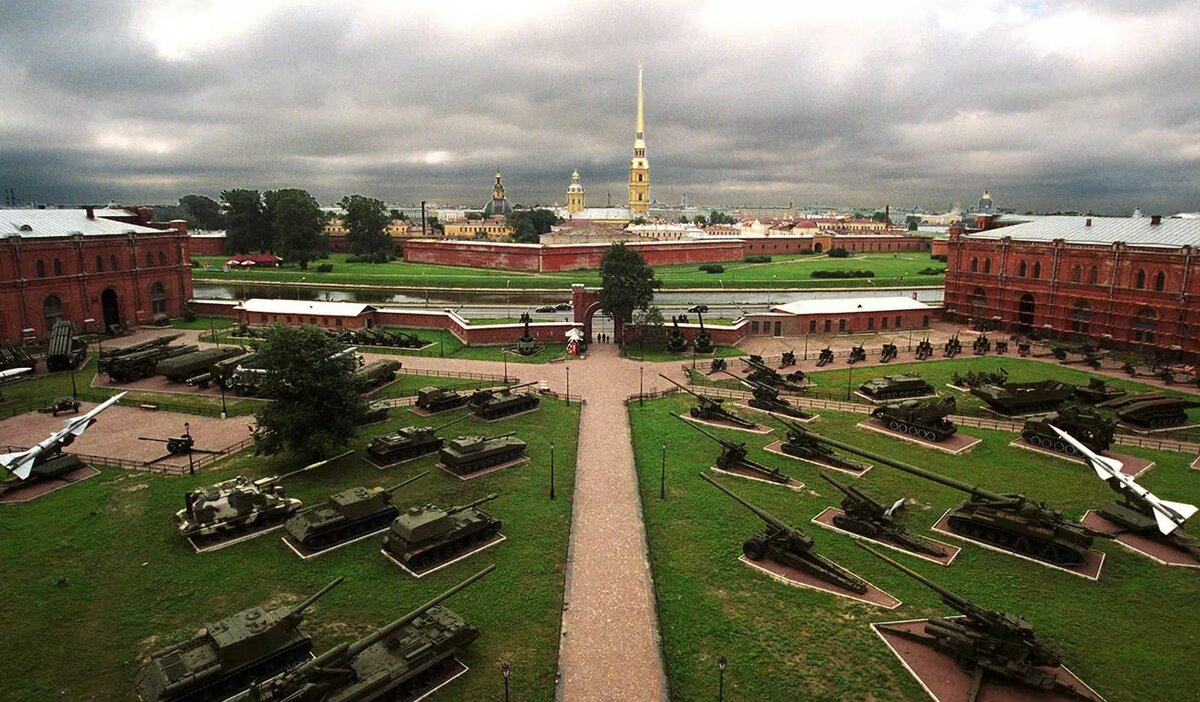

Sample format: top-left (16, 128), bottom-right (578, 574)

top-left (395, 367), bottom-right (513, 382)
top-left (3, 434), bottom-right (258, 475)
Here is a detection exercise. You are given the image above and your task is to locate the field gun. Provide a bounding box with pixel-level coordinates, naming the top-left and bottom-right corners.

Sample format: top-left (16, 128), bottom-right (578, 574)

top-left (658, 373), bottom-right (755, 428)
top-left (773, 417), bottom-right (866, 473)
top-left (816, 347), bottom-right (835, 366)
top-left (914, 337), bottom-right (934, 360)
top-left (742, 356), bottom-right (805, 389)
top-left (820, 472), bottom-right (946, 557)
top-left (720, 369), bottom-right (812, 420)
top-left (674, 413), bottom-right (789, 484)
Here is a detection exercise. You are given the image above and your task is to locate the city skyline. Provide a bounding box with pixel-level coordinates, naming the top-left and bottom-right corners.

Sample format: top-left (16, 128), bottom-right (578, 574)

top-left (2, 1), bottom-right (1198, 213)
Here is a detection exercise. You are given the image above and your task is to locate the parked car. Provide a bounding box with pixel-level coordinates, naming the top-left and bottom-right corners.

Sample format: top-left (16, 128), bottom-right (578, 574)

top-left (535, 305), bottom-right (557, 313)
top-left (555, 303), bottom-right (572, 311)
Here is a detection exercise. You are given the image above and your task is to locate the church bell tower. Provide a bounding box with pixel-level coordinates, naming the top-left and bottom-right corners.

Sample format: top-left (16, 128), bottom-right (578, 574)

top-left (628, 61), bottom-right (650, 214)
top-left (567, 170), bottom-right (585, 214)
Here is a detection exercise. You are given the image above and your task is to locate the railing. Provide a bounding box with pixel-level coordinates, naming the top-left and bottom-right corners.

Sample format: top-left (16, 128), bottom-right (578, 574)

top-left (625, 387), bottom-right (681, 404)
top-left (0, 391), bottom-right (257, 421)
top-left (2, 434), bottom-right (258, 475)
top-left (395, 367), bottom-right (513, 382)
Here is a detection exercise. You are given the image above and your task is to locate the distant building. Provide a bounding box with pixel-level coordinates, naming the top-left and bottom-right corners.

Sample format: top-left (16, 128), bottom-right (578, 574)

top-left (977, 190), bottom-right (994, 214)
top-left (743, 296), bottom-right (933, 338)
top-left (443, 172), bottom-right (517, 240)
top-left (628, 61), bottom-right (650, 214)
top-left (481, 171), bottom-right (514, 218)
top-left (566, 170), bottom-right (585, 214)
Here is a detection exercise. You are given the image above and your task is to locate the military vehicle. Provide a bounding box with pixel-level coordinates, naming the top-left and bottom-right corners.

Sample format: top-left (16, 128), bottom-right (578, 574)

top-left (689, 304), bottom-right (714, 353)
top-left (972, 332), bottom-right (991, 355)
top-left (798, 428), bottom-right (1111, 567)
top-left (666, 314), bottom-right (688, 353)
top-left (879, 343), bottom-right (898, 363)
top-left (133, 578), bottom-right (343, 702)
top-left (174, 451), bottom-right (350, 544)
top-left (468, 381), bottom-right (540, 419)
top-left (676, 413), bottom-right (790, 484)
top-left (821, 472), bottom-right (947, 557)
top-left (742, 356), bottom-right (805, 390)
top-left (971, 380), bottom-right (1073, 415)
top-left (157, 347), bottom-right (245, 383)
top-left (780, 350), bottom-right (797, 367)
top-left (1099, 394), bottom-right (1200, 429)
top-left (775, 417), bottom-right (867, 473)
top-left (45, 320), bottom-right (88, 372)
top-left (995, 339), bottom-right (1009, 354)
top-left (185, 351), bottom-right (256, 389)
top-left (438, 433), bottom-right (527, 475)
top-left (352, 359), bottom-right (401, 390)
top-left (366, 415), bottom-right (468, 465)
top-left (707, 357), bottom-right (728, 375)
top-left (857, 374), bottom-right (935, 401)
top-left (1, 393), bottom-right (124, 489)
top-left (816, 347), bottom-right (835, 366)
top-left (723, 371), bottom-right (813, 420)
top-left (39, 396), bottom-right (81, 416)
top-left (507, 313), bottom-right (543, 356)
top-left (659, 374), bottom-right (756, 428)
top-left (950, 368), bottom-right (1008, 389)
top-left (415, 386), bottom-right (469, 414)
top-left (700, 472), bottom-right (868, 593)
top-left (1021, 405), bottom-right (1115, 455)
top-left (139, 430), bottom-right (221, 466)
top-left (227, 567), bottom-right (493, 702)
top-left (870, 396), bottom-right (958, 441)
top-left (862, 544), bottom-right (1096, 702)
top-left (847, 345), bottom-right (866, 364)
top-left (0, 340), bottom-right (37, 373)
top-left (914, 337), bottom-right (934, 360)
top-left (285, 472), bottom-right (428, 550)
top-left (383, 494), bottom-right (501, 571)
top-left (943, 334), bottom-right (962, 358)
top-left (100, 340), bottom-right (199, 382)
top-left (1073, 378), bottom-right (1126, 404)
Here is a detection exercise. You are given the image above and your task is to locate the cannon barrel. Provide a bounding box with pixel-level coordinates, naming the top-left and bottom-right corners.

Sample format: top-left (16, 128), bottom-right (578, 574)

top-left (282, 576), bottom-right (344, 623)
top-left (384, 470), bottom-right (429, 494)
top-left (658, 373), bottom-right (702, 399)
top-left (719, 368), bottom-right (763, 389)
top-left (447, 492), bottom-right (499, 515)
top-left (184, 373), bottom-right (213, 387)
top-left (699, 472), bottom-right (789, 532)
top-left (502, 381), bottom-right (538, 391)
top-left (268, 449), bottom-right (356, 483)
top-left (433, 414), bottom-right (470, 433)
top-left (671, 412), bottom-right (736, 448)
top-left (857, 543), bottom-right (979, 617)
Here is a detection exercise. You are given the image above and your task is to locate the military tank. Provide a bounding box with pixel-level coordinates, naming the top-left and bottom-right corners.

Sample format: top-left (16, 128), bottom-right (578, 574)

top-left (870, 396), bottom-right (958, 441)
top-left (438, 433), bottom-right (527, 475)
top-left (352, 359), bottom-right (401, 390)
top-left (1101, 394), bottom-right (1200, 429)
top-left (415, 386), bottom-right (469, 414)
top-left (970, 379), bottom-right (1073, 415)
top-left (468, 381), bottom-right (540, 419)
top-left (133, 578), bottom-right (343, 702)
top-left (1073, 378), bottom-right (1126, 404)
top-left (366, 415), bottom-right (468, 465)
top-left (1022, 405), bottom-right (1115, 455)
top-left (857, 374), bottom-right (934, 401)
top-left (383, 494), bottom-right (501, 572)
top-left (284, 472), bottom-right (427, 550)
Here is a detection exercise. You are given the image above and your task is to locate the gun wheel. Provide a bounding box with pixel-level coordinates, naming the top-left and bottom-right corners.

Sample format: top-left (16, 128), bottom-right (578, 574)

top-left (743, 537), bottom-right (767, 561)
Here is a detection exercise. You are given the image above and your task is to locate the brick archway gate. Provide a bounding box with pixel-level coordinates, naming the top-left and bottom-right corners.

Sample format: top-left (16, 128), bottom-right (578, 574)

top-left (572, 283), bottom-right (624, 345)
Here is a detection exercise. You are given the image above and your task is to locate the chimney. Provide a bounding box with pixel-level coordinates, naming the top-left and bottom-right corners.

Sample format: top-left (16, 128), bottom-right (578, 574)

top-left (1085, 218), bottom-right (1092, 227)
top-left (84, 205), bottom-right (95, 219)
top-left (1150, 214), bottom-right (1162, 225)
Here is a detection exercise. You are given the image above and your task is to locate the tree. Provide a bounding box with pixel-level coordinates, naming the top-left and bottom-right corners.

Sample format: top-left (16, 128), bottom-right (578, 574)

top-left (827, 247), bottom-right (850, 258)
top-left (180, 194), bottom-right (225, 230)
top-left (871, 210), bottom-right (888, 222)
top-left (707, 210), bottom-right (736, 225)
top-left (598, 243), bottom-right (659, 346)
top-left (221, 189), bottom-right (270, 254)
top-left (390, 208), bottom-right (407, 221)
top-left (265, 188), bottom-right (325, 269)
top-left (908, 220), bottom-right (919, 231)
top-left (632, 305), bottom-right (666, 354)
top-left (631, 216), bottom-right (647, 225)
top-left (339, 194), bottom-right (392, 258)
top-left (679, 215), bottom-right (689, 224)
top-left (427, 215), bottom-right (444, 235)
top-left (252, 325), bottom-right (367, 458)
top-left (694, 214), bottom-right (707, 226)
top-left (507, 208), bottom-right (561, 244)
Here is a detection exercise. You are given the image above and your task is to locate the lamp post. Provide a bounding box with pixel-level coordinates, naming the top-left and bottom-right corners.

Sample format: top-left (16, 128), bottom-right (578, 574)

top-left (500, 663), bottom-right (510, 702)
top-left (185, 421), bottom-right (195, 475)
top-left (639, 365), bottom-right (644, 405)
top-left (218, 379), bottom-right (228, 419)
top-left (503, 350), bottom-right (508, 384)
top-left (846, 364), bottom-right (854, 401)
top-left (549, 442), bottom-right (556, 500)
top-left (506, 279), bottom-right (511, 318)
top-left (717, 656), bottom-right (727, 702)
top-left (69, 360), bottom-right (77, 400)
top-left (660, 442), bottom-right (666, 500)
top-left (565, 365), bottom-right (570, 406)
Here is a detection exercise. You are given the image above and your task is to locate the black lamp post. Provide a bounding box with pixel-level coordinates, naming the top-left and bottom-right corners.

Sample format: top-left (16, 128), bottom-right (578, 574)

top-left (185, 421), bottom-right (195, 475)
top-left (717, 656), bottom-right (727, 702)
top-left (503, 351), bottom-right (508, 384)
top-left (218, 379), bottom-right (228, 419)
top-left (565, 366), bottom-right (570, 406)
top-left (69, 361), bottom-right (78, 400)
top-left (846, 364), bottom-right (854, 401)
top-left (639, 365), bottom-right (644, 405)
top-left (659, 442), bottom-right (666, 500)
top-left (500, 662), bottom-right (510, 702)
top-left (549, 442), bottom-right (556, 500)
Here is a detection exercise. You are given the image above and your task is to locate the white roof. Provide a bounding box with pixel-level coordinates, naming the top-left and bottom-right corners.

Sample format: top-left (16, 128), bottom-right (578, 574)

top-left (772, 296), bottom-right (929, 316)
top-left (235, 299), bottom-right (377, 317)
top-left (0, 208), bottom-right (164, 238)
top-left (969, 215), bottom-right (1200, 248)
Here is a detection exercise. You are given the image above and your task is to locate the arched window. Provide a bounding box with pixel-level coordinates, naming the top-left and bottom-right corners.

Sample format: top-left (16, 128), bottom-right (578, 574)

top-left (1018, 260), bottom-right (1027, 277)
top-left (1135, 270), bottom-right (1146, 289)
top-left (53, 258), bottom-right (63, 276)
top-left (983, 258), bottom-right (991, 273)
top-left (1133, 307), bottom-right (1156, 343)
top-left (145, 251), bottom-right (154, 267)
top-left (1070, 299), bottom-right (1092, 333)
top-left (35, 259), bottom-right (46, 278)
top-left (43, 294), bottom-right (63, 330)
top-left (1088, 266), bottom-right (1099, 284)
top-left (109, 254), bottom-right (118, 270)
top-left (95, 255), bottom-right (104, 272)
top-left (1072, 265), bottom-right (1082, 283)
top-left (971, 287), bottom-right (987, 315)
top-left (1032, 261), bottom-right (1041, 279)
top-left (970, 257), bottom-right (978, 272)
top-left (158, 250), bottom-right (166, 266)
top-left (1154, 271), bottom-right (1166, 292)
top-left (149, 282), bottom-right (167, 315)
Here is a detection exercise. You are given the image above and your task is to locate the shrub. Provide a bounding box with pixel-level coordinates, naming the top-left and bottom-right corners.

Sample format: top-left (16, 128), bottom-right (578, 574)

top-left (918, 267), bottom-right (946, 275)
top-left (182, 307), bottom-right (197, 322)
top-left (315, 263), bottom-right (334, 273)
top-left (345, 252), bottom-right (389, 264)
top-left (827, 247), bottom-right (850, 258)
top-left (188, 258), bottom-right (200, 268)
top-left (930, 254), bottom-right (948, 262)
top-left (810, 269), bottom-right (875, 279)
top-left (743, 255), bottom-right (772, 263)
top-left (699, 264), bottom-right (725, 273)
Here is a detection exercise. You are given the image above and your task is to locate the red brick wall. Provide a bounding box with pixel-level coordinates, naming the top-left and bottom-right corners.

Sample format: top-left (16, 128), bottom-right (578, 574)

top-left (403, 238), bottom-right (745, 272)
top-left (741, 308), bottom-right (933, 337)
top-left (188, 236), bottom-right (226, 256)
top-left (403, 240), bottom-right (543, 272)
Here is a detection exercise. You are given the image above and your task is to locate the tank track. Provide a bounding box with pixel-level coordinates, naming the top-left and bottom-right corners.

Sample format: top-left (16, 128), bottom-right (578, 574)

top-left (368, 440), bottom-right (442, 464)
top-left (946, 511), bottom-right (1086, 567)
top-left (1020, 431), bottom-right (1081, 455)
top-left (476, 397), bottom-right (539, 419)
top-left (418, 398), bottom-right (467, 413)
top-left (443, 447), bottom-right (525, 475)
top-left (298, 509), bottom-right (400, 549)
top-left (866, 386), bottom-right (932, 401)
top-left (384, 653), bottom-right (464, 702)
top-left (183, 507), bottom-right (297, 545)
top-left (880, 417), bottom-right (955, 442)
top-left (141, 639), bottom-right (311, 702)
top-left (1119, 411), bottom-right (1186, 429)
top-left (398, 521), bottom-right (501, 571)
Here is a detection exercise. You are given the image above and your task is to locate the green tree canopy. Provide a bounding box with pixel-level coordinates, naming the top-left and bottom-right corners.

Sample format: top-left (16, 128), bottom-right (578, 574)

top-left (265, 188), bottom-right (325, 269)
top-left (598, 243), bottom-right (659, 344)
top-left (220, 188), bottom-right (270, 254)
top-left (252, 325), bottom-right (367, 458)
top-left (339, 194), bottom-right (393, 257)
top-left (507, 208), bottom-right (560, 244)
top-left (706, 210), bottom-right (736, 225)
top-left (180, 194), bottom-right (225, 231)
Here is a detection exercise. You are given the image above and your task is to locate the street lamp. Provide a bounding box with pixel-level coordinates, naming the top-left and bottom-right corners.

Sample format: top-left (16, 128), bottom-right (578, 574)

top-left (565, 365), bottom-right (570, 406)
top-left (549, 442), bottom-right (556, 500)
top-left (218, 378), bottom-right (228, 419)
top-left (639, 366), bottom-right (644, 405)
top-left (506, 279), bottom-right (511, 318)
top-left (660, 442), bottom-right (666, 500)
top-left (185, 421), bottom-right (195, 475)
top-left (500, 662), bottom-right (510, 702)
top-left (717, 656), bottom-right (727, 702)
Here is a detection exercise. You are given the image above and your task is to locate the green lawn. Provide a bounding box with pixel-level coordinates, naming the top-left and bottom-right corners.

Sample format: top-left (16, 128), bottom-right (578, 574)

top-left (624, 344), bottom-right (746, 364)
top-left (170, 316), bottom-right (236, 331)
top-left (630, 395), bottom-right (1200, 701)
top-left (192, 253), bottom-right (945, 290)
top-left (0, 398), bottom-right (580, 701)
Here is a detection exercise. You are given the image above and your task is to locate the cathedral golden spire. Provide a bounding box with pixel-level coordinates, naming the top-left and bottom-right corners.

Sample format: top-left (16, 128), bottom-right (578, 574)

top-left (629, 60), bottom-right (650, 214)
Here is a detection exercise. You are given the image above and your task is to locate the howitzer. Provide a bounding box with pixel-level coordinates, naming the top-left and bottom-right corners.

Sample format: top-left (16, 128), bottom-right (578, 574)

top-left (658, 373), bottom-right (755, 428)
top-left (772, 416), bottom-right (866, 472)
top-left (860, 544), bottom-right (1094, 702)
top-left (721, 370), bottom-right (813, 420)
top-left (674, 413), bottom-right (788, 484)
top-left (915, 337), bottom-right (934, 360)
top-left (820, 472), bottom-right (947, 557)
top-left (742, 357), bottom-right (804, 390)
top-left (789, 426), bottom-right (1112, 567)
top-left (700, 473), bottom-right (867, 593)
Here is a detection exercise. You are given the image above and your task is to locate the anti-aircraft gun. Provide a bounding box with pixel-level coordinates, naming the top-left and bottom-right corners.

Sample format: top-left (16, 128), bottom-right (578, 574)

top-left (133, 578), bottom-right (344, 702)
top-left (284, 472), bottom-right (428, 550)
top-left (674, 413), bottom-right (789, 484)
top-left (847, 344), bottom-right (866, 364)
top-left (666, 314), bottom-right (688, 353)
top-left (914, 337), bottom-right (934, 360)
top-left (689, 304), bottom-right (714, 353)
top-left (816, 347), bottom-right (835, 366)
top-left (794, 428), bottom-right (1112, 567)
top-left (879, 343), bottom-right (898, 363)
top-left (468, 381), bottom-right (540, 419)
top-left (700, 472), bottom-right (868, 593)
top-left (774, 417), bottom-right (867, 473)
top-left (658, 374), bottom-right (756, 428)
top-left (228, 567), bottom-right (494, 702)
top-left (721, 370), bottom-right (813, 420)
top-left (862, 544), bottom-right (1096, 702)
top-left (870, 396), bottom-right (958, 441)
top-left (366, 414), bottom-right (468, 465)
top-left (943, 334), bottom-right (962, 358)
top-left (742, 356), bottom-right (805, 390)
top-left (820, 472), bottom-right (947, 557)
top-left (0, 392), bottom-right (125, 489)
top-left (972, 332), bottom-right (991, 355)
top-left (383, 494), bottom-right (501, 571)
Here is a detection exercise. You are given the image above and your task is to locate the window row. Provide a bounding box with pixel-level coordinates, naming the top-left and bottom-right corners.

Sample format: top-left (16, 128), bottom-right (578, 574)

top-left (967, 255), bottom-right (1172, 291)
top-left (41, 282), bottom-right (168, 330)
top-left (28, 249), bottom-right (174, 278)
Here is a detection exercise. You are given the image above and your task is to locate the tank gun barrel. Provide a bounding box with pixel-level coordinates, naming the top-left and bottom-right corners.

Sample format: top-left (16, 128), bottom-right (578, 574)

top-left (433, 414), bottom-right (470, 433)
top-left (270, 449), bottom-right (356, 483)
top-left (699, 472), bottom-right (789, 532)
top-left (448, 492), bottom-right (499, 515)
top-left (658, 373), bottom-right (702, 399)
top-left (284, 576), bottom-right (344, 622)
top-left (504, 381), bottom-right (538, 391)
top-left (671, 412), bottom-right (734, 447)
top-left (720, 368), bottom-right (762, 389)
top-left (384, 471), bottom-right (429, 494)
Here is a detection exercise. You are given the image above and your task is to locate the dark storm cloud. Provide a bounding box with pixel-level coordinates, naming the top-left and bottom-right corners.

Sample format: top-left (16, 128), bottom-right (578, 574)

top-left (1, 0), bottom-right (1197, 214)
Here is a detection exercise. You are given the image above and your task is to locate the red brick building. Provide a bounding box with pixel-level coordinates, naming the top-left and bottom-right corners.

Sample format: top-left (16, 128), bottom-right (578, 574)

top-left (742, 296), bottom-right (933, 338)
top-left (944, 215), bottom-right (1200, 359)
top-left (0, 207), bottom-right (193, 340)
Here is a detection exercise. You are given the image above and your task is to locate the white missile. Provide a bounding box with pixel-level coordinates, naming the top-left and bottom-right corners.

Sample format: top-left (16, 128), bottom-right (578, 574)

top-left (1052, 426), bottom-right (1197, 535)
top-left (0, 392), bottom-right (126, 480)
top-left (0, 367), bottom-right (33, 381)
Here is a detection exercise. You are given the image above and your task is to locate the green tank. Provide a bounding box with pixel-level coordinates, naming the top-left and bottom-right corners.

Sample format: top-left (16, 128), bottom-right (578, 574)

top-left (438, 433), bottom-right (527, 475)
top-left (415, 386), bottom-right (469, 413)
top-left (383, 494), bottom-right (501, 571)
top-left (352, 359), bottom-right (400, 389)
top-left (133, 578), bottom-right (343, 702)
top-left (284, 472), bottom-right (427, 550)
top-left (1022, 405), bottom-right (1115, 455)
top-left (857, 374), bottom-right (934, 401)
top-left (157, 347), bottom-right (245, 383)
top-left (1103, 394), bottom-right (1200, 429)
top-left (468, 381), bottom-right (540, 419)
top-left (970, 380), bottom-right (1073, 415)
top-left (226, 567), bottom-right (493, 702)
top-left (365, 415), bottom-right (467, 464)
top-left (870, 396), bottom-right (958, 441)
top-left (1073, 378), bottom-right (1126, 404)
top-left (45, 320), bottom-right (88, 372)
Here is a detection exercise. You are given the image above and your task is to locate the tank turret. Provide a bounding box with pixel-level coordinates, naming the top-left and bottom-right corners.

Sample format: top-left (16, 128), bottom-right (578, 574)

top-left (352, 359), bottom-right (401, 389)
top-left (468, 381), bottom-right (540, 419)
top-left (285, 472), bottom-right (428, 549)
top-left (415, 386), bottom-right (469, 413)
top-left (438, 433), bottom-right (527, 475)
top-left (383, 494), bottom-right (502, 571)
top-left (1022, 405), bottom-right (1115, 455)
top-left (971, 380), bottom-right (1073, 415)
top-left (1073, 378), bottom-right (1126, 404)
top-left (366, 415), bottom-right (468, 464)
top-left (870, 396), bottom-right (958, 441)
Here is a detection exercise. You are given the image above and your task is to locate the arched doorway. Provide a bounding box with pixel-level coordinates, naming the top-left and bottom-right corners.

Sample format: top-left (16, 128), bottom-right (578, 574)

top-left (43, 294), bottom-right (64, 332)
top-left (1017, 293), bottom-right (1035, 330)
top-left (813, 243), bottom-right (824, 254)
top-left (101, 288), bottom-right (121, 332)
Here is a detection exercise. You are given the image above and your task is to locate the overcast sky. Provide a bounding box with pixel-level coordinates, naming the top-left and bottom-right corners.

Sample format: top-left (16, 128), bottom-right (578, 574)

top-left (2, 0), bottom-right (1198, 214)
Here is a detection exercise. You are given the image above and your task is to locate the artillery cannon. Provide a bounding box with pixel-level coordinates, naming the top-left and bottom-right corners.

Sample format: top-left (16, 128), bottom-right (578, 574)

top-left (721, 370), bottom-right (813, 420)
top-left (139, 427), bottom-right (221, 466)
top-left (870, 396), bottom-right (958, 441)
top-left (971, 380), bottom-right (1073, 415)
top-left (879, 343), bottom-right (898, 363)
top-left (39, 396), bottom-right (81, 416)
top-left (707, 358), bottom-right (728, 375)
top-left (1021, 405), bottom-right (1115, 455)
top-left (862, 544), bottom-right (1096, 701)
top-left (943, 334), bottom-right (962, 358)
top-left (438, 433), bottom-right (527, 475)
top-left (846, 345), bottom-right (866, 364)
top-left (700, 473), bottom-right (867, 593)
top-left (352, 359), bottom-right (401, 389)
top-left (285, 472), bottom-right (428, 550)
top-left (1073, 378), bottom-right (1126, 404)
top-left (914, 337), bottom-right (934, 360)
top-left (994, 339), bottom-right (1009, 354)
top-left (791, 426), bottom-right (1111, 567)
top-left (858, 374), bottom-right (934, 401)
top-left (383, 494), bottom-right (501, 571)
top-left (816, 347), bottom-right (835, 366)
top-left (415, 386), bottom-right (469, 413)
top-left (950, 368), bottom-right (1007, 389)
top-left (743, 356), bottom-right (805, 390)
top-left (133, 578), bottom-right (344, 702)
top-left (780, 350), bottom-right (796, 367)
top-left (774, 417), bottom-right (867, 473)
top-left (665, 314), bottom-right (688, 353)
top-left (972, 333), bottom-right (990, 355)
top-left (674, 413), bottom-right (790, 484)
top-left (507, 312), bottom-right (544, 356)
top-left (820, 473), bottom-right (947, 557)
top-left (689, 304), bottom-right (714, 353)
top-left (659, 374), bottom-right (755, 428)
top-left (228, 567), bottom-right (494, 702)
top-left (366, 414), bottom-right (468, 464)
top-left (468, 381), bottom-right (540, 419)
top-left (46, 320), bottom-right (87, 372)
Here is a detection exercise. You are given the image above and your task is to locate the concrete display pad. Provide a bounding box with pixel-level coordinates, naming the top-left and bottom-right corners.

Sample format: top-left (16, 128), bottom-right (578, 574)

top-left (408, 405), bottom-right (462, 417)
top-left (873, 619), bottom-right (1106, 702)
top-left (437, 455), bottom-right (528, 481)
top-left (476, 405), bottom-right (541, 423)
top-left (811, 507), bottom-right (959, 566)
top-left (733, 402), bottom-right (819, 424)
top-left (944, 384), bottom-right (971, 393)
top-left (854, 390), bottom-right (939, 405)
top-left (931, 510), bottom-right (1106, 580)
top-left (738, 554), bottom-right (901, 609)
top-left (1010, 439), bottom-right (1155, 478)
top-left (980, 406), bottom-right (1057, 419)
top-left (282, 526), bottom-right (391, 561)
top-left (857, 419), bottom-right (982, 455)
top-left (1081, 511), bottom-right (1200, 569)
top-left (93, 371), bottom-right (226, 398)
top-left (710, 464), bottom-right (804, 491)
top-left (410, 659), bottom-right (470, 702)
top-left (763, 441), bottom-right (871, 476)
top-left (381, 533), bottom-right (506, 578)
top-left (681, 413), bottom-right (771, 434)
top-left (188, 522), bottom-right (288, 554)
top-left (1192, 455), bottom-right (1200, 471)
top-left (0, 465), bottom-right (100, 504)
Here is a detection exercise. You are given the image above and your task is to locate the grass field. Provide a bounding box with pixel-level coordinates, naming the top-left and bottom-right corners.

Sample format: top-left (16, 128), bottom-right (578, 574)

top-left (625, 344), bottom-right (746, 364)
top-left (0, 397), bottom-right (579, 702)
top-left (192, 252), bottom-right (945, 290)
top-left (170, 316), bottom-right (236, 331)
top-left (629, 395), bottom-right (1200, 701)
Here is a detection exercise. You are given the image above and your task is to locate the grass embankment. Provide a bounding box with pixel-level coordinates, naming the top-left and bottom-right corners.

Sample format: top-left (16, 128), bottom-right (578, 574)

top-left (192, 253), bottom-right (945, 290)
top-left (629, 395), bottom-right (1200, 701)
top-left (0, 398), bottom-right (580, 701)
